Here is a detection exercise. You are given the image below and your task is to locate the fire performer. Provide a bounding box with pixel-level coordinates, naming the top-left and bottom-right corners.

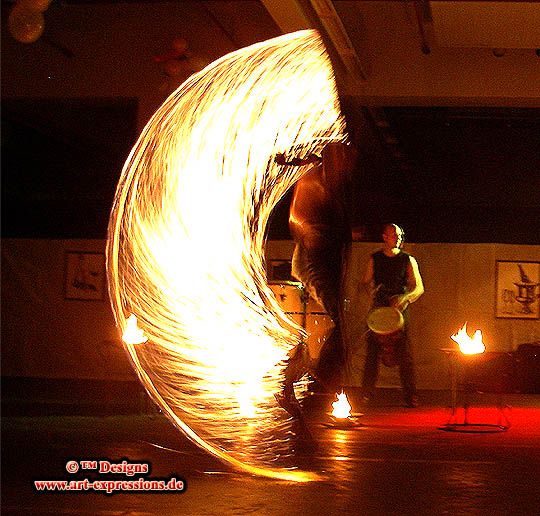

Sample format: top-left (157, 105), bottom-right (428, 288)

top-left (360, 223), bottom-right (424, 408)
top-left (275, 141), bottom-right (356, 414)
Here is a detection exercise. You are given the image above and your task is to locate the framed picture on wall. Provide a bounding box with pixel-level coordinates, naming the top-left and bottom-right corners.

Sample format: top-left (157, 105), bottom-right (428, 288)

top-left (267, 259), bottom-right (293, 282)
top-left (64, 251), bottom-right (106, 301)
top-left (495, 261), bottom-right (540, 319)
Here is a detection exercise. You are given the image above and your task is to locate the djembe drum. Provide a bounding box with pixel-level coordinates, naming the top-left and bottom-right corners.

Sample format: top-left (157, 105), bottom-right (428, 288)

top-left (367, 306), bottom-right (404, 367)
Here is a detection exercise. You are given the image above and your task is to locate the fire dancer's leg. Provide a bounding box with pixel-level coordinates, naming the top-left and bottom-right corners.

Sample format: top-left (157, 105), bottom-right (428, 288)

top-left (315, 324), bottom-right (344, 391)
top-left (275, 343), bottom-right (309, 416)
top-left (303, 248), bottom-right (345, 391)
top-left (300, 247), bottom-right (341, 322)
top-left (282, 344), bottom-right (308, 394)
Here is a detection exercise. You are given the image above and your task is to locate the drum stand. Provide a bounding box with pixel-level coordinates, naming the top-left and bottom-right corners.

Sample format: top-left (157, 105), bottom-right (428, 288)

top-left (440, 349), bottom-right (511, 433)
top-left (267, 280), bottom-right (335, 393)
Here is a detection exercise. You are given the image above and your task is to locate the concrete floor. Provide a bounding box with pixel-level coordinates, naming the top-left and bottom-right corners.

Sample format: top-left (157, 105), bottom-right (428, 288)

top-left (2, 389), bottom-right (540, 515)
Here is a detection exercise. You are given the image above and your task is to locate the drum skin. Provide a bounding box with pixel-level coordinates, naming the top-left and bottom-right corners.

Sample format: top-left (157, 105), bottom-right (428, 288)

top-left (367, 307), bottom-right (404, 335)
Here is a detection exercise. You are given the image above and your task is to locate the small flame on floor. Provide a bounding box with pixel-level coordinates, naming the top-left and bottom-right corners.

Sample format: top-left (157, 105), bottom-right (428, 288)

top-left (332, 391), bottom-right (352, 419)
top-left (122, 314), bottom-right (148, 345)
top-left (451, 322), bottom-right (485, 354)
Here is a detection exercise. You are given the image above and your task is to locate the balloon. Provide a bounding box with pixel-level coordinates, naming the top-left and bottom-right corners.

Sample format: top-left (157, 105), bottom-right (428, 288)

top-left (17, 0), bottom-right (52, 13)
top-left (8, 5), bottom-right (45, 44)
top-left (154, 37), bottom-right (188, 63)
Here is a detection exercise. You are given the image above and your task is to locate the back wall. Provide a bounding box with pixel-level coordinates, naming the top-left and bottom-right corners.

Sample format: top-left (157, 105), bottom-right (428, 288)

top-left (2, 238), bottom-right (538, 390)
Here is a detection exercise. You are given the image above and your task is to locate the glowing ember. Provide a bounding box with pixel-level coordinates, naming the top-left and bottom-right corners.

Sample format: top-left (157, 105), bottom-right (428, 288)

top-left (122, 314), bottom-right (148, 345)
top-left (332, 391), bottom-right (352, 419)
top-left (451, 323), bottom-right (486, 354)
top-left (106, 29), bottom-right (346, 481)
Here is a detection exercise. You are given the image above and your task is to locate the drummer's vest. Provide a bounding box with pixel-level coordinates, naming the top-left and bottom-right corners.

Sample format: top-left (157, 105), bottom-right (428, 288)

top-left (372, 250), bottom-right (410, 306)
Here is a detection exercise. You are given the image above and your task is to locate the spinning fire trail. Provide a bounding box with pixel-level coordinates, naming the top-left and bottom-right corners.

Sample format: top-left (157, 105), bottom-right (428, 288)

top-left (107, 30), bottom-right (346, 481)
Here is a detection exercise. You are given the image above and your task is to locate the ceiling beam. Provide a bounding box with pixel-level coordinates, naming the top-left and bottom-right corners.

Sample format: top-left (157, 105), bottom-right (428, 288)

top-left (308, 0), bottom-right (367, 80)
top-left (413, 0), bottom-right (435, 55)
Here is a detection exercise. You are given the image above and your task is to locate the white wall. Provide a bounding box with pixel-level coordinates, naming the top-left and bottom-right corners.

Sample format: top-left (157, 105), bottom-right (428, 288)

top-left (267, 239), bottom-right (540, 389)
top-left (2, 238), bottom-right (538, 389)
top-left (1, 238), bottom-right (133, 381)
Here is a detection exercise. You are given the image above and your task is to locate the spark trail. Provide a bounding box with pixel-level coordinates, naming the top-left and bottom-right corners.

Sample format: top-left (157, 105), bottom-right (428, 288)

top-left (107, 29), bottom-right (346, 481)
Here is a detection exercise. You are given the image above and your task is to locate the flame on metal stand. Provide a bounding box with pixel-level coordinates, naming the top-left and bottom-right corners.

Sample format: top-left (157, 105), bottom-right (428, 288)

top-left (332, 391), bottom-right (352, 419)
top-left (451, 323), bottom-right (486, 354)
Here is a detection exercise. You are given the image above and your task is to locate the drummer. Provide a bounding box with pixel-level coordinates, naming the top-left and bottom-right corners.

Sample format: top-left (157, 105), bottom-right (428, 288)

top-left (360, 223), bottom-right (424, 407)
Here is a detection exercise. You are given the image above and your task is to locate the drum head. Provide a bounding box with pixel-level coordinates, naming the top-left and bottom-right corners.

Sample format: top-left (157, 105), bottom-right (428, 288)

top-left (367, 307), bottom-right (404, 335)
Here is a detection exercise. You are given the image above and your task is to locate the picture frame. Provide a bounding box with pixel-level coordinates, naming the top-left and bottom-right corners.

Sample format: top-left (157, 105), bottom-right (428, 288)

top-left (495, 260), bottom-right (540, 319)
top-left (64, 251), bottom-right (106, 301)
top-left (267, 259), bottom-right (293, 282)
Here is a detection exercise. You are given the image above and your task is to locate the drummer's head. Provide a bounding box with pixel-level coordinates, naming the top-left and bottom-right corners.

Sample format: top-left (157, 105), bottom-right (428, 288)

top-left (382, 223), bottom-right (405, 250)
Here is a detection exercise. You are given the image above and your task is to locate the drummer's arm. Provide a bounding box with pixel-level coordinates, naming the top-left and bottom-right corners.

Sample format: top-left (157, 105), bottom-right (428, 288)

top-left (402, 256), bottom-right (424, 307)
